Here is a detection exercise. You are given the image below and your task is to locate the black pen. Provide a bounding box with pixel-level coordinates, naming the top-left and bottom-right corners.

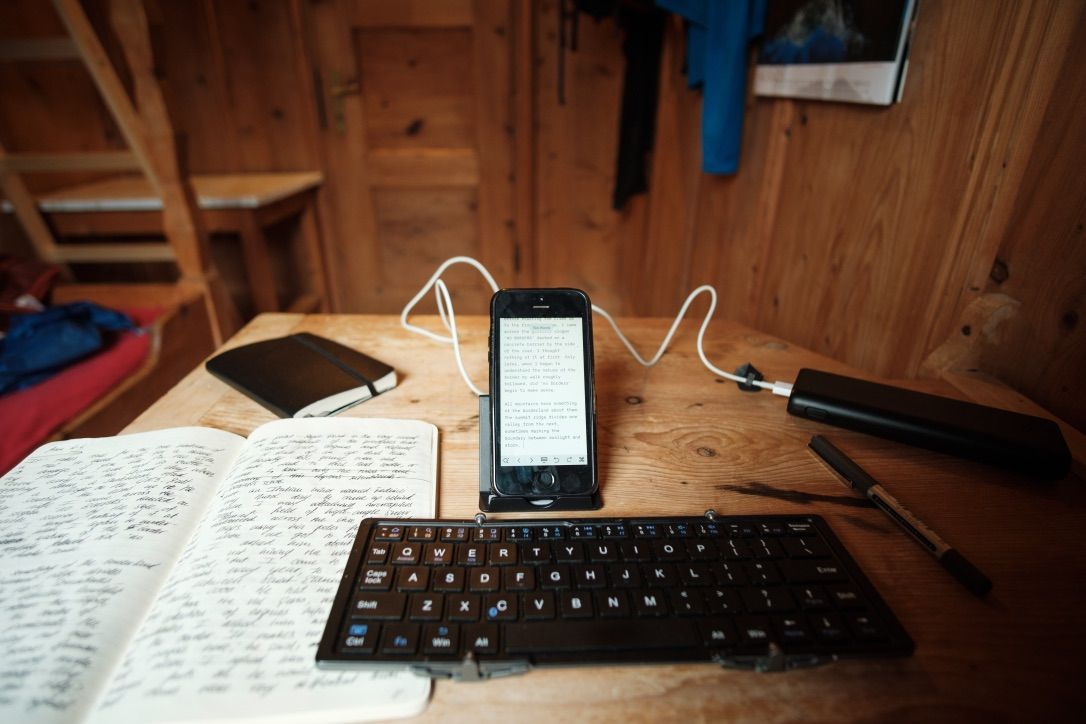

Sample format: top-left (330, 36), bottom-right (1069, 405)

top-left (808, 435), bottom-right (992, 597)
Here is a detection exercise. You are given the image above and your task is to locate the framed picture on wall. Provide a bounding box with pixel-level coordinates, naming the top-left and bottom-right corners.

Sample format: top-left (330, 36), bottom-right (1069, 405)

top-left (754, 0), bottom-right (919, 105)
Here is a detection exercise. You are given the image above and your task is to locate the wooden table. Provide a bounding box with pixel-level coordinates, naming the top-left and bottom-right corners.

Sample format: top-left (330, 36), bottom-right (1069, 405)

top-left (125, 313), bottom-right (1086, 721)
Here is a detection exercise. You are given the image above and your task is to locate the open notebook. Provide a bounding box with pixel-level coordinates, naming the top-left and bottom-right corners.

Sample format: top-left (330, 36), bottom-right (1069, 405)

top-left (0, 418), bottom-right (436, 723)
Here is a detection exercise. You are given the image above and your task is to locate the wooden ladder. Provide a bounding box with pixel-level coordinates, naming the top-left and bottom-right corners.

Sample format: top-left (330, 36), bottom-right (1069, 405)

top-left (0, 0), bottom-right (240, 345)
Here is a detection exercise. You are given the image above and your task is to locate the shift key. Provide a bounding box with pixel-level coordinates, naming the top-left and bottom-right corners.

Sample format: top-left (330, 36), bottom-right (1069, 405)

top-left (349, 592), bottom-right (406, 619)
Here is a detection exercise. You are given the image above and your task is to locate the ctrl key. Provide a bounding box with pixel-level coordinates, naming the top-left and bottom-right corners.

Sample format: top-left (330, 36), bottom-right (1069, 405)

top-left (340, 623), bottom-right (379, 654)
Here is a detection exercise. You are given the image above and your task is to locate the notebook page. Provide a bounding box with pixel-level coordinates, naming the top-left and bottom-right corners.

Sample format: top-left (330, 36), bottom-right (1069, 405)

top-left (0, 428), bottom-right (244, 724)
top-left (92, 418), bottom-right (436, 724)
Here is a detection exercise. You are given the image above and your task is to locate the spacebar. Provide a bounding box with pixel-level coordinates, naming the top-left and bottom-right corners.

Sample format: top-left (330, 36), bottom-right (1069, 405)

top-left (504, 620), bottom-right (699, 653)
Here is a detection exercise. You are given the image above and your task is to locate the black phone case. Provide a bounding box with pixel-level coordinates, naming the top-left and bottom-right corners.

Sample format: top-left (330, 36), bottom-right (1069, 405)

top-left (787, 368), bottom-right (1071, 480)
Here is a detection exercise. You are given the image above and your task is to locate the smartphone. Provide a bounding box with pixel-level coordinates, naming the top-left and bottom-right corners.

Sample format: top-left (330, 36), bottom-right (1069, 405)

top-left (489, 288), bottom-right (597, 497)
top-left (787, 368), bottom-right (1071, 480)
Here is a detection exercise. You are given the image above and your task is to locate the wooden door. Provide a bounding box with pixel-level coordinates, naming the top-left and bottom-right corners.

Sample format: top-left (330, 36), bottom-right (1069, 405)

top-left (299, 0), bottom-right (522, 313)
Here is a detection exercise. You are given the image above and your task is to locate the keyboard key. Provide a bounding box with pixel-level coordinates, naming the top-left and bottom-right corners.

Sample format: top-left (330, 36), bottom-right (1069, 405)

top-left (686, 540), bottom-right (718, 560)
top-left (783, 537), bottom-right (830, 558)
top-left (620, 541), bottom-right (651, 561)
top-left (395, 567), bottom-right (428, 591)
top-left (505, 566), bottom-right (535, 590)
top-left (653, 540), bottom-right (686, 561)
top-left (349, 592), bottom-right (405, 620)
top-left (588, 542), bottom-right (619, 562)
top-left (633, 589), bottom-right (668, 616)
top-left (504, 620), bottom-right (698, 653)
top-left (340, 622), bottom-right (379, 654)
top-left (710, 562), bottom-right (747, 586)
top-left (643, 563), bottom-right (677, 587)
top-left (424, 543), bottom-right (454, 565)
top-left (704, 587), bottom-right (742, 615)
top-left (595, 590), bottom-right (630, 617)
top-left (575, 564), bottom-right (607, 588)
top-left (633, 523), bottom-right (660, 538)
top-left (662, 522), bottom-right (691, 538)
top-left (555, 542), bottom-right (585, 563)
top-left (773, 615), bottom-right (812, 644)
top-left (600, 524), bottom-right (628, 538)
top-left (521, 543), bottom-right (551, 564)
top-left (608, 563), bottom-right (641, 587)
top-left (696, 619), bottom-right (738, 647)
top-left (727, 523), bottom-right (756, 538)
top-left (374, 525), bottom-right (404, 541)
top-left (468, 567), bottom-right (500, 592)
top-left (448, 594), bottom-right (480, 621)
top-left (358, 566), bottom-right (393, 591)
top-left (721, 539), bottom-right (752, 560)
top-left (785, 521), bottom-right (817, 536)
top-left (759, 522), bottom-right (786, 537)
top-left (408, 593), bottom-right (443, 621)
top-left (569, 525), bottom-right (597, 539)
top-left (751, 538), bottom-right (785, 559)
top-left (847, 613), bottom-right (887, 641)
top-left (669, 589), bottom-right (705, 616)
top-left (794, 586), bottom-right (832, 610)
top-left (488, 543), bottom-right (518, 565)
top-left (365, 543), bottom-right (390, 564)
top-left (432, 567), bottom-right (464, 592)
top-left (442, 526), bottom-right (470, 542)
top-left (524, 591), bottom-right (556, 620)
top-left (537, 526), bottom-right (565, 541)
top-left (744, 561), bottom-right (782, 585)
top-left (484, 594), bottom-right (518, 621)
top-left (474, 527), bottom-right (501, 542)
top-left (422, 623), bottom-right (459, 655)
top-left (678, 563), bottom-right (714, 586)
top-left (407, 526), bottom-right (437, 541)
top-left (457, 544), bottom-right (485, 566)
top-left (560, 591), bottom-right (594, 618)
top-left (828, 585), bottom-right (865, 609)
top-left (741, 587), bottom-right (795, 613)
top-left (505, 526), bottom-right (533, 541)
top-left (463, 623), bottom-right (499, 653)
top-left (736, 616), bottom-right (772, 645)
top-left (811, 613), bottom-right (849, 643)
top-left (540, 564), bottom-right (571, 588)
top-left (391, 542), bottom-right (421, 565)
top-left (694, 523), bottom-right (722, 538)
top-left (380, 624), bottom-right (419, 654)
top-left (778, 560), bottom-right (848, 583)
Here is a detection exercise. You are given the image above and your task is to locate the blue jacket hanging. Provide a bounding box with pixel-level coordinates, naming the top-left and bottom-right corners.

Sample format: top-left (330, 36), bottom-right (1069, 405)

top-left (657, 0), bottom-right (767, 174)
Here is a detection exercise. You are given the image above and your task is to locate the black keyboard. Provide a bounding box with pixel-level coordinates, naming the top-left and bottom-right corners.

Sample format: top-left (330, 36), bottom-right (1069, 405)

top-left (316, 513), bottom-right (913, 679)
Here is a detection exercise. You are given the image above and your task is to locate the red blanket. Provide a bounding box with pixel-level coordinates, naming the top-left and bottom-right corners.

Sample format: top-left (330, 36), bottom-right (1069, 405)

top-left (0, 308), bottom-right (161, 475)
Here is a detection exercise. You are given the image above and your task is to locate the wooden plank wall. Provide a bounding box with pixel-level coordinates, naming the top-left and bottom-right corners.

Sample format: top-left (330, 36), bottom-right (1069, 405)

top-left (0, 0), bottom-right (1082, 431)
top-left (593, 0), bottom-right (1085, 431)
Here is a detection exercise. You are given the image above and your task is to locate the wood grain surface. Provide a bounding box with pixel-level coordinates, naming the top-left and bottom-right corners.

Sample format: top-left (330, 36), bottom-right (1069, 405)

top-left (125, 314), bottom-right (1086, 721)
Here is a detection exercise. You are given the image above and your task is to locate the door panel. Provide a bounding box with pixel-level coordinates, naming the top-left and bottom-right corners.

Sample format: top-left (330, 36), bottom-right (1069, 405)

top-left (302, 0), bottom-right (518, 313)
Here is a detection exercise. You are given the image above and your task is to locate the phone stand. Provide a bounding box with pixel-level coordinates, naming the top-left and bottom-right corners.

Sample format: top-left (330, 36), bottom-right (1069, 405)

top-left (478, 395), bottom-right (602, 512)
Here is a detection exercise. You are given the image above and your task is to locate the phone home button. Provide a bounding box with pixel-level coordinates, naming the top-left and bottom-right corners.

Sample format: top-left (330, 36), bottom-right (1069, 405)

top-left (535, 471), bottom-right (557, 491)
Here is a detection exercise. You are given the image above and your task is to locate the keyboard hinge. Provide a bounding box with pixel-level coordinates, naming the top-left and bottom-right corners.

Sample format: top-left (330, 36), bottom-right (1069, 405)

top-left (410, 653), bottom-right (531, 681)
top-left (714, 643), bottom-right (834, 673)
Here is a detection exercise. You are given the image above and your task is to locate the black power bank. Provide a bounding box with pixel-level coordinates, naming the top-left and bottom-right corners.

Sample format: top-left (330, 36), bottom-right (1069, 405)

top-left (787, 369), bottom-right (1071, 480)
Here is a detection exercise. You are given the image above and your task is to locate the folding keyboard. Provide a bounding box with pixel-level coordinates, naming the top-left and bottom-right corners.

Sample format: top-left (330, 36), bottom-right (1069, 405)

top-left (317, 513), bottom-right (913, 679)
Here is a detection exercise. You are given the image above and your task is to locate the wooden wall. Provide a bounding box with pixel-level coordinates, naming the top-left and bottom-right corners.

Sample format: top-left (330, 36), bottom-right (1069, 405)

top-left (1, 0), bottom-right (1083, 431)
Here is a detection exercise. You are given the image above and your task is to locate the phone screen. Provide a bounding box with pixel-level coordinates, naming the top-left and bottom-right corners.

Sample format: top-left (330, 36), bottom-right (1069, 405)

top-left (497, 317), bottom-right (588, 467)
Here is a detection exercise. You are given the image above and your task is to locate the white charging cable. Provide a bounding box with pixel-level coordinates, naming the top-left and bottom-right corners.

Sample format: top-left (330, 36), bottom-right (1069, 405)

top-left (399, 256), bottom-right (793, 398)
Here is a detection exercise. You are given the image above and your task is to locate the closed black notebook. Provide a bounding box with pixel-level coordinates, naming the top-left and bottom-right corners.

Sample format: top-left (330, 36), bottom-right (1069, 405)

top-left (205, 333), bottom-right (396, 418)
